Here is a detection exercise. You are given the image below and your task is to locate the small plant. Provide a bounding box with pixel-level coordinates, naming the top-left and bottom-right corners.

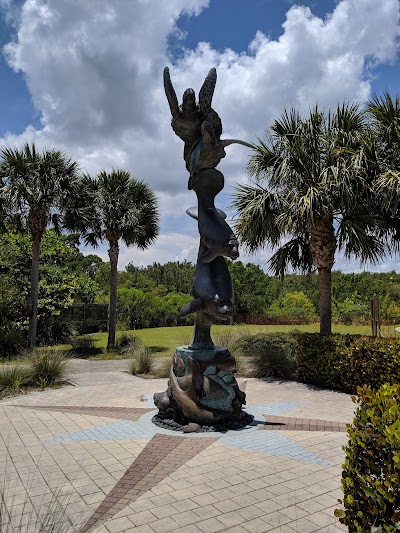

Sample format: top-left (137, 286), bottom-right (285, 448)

top-left (213, 329), bottom-right (243, 353)
top-left (125, 341), bottom-right (155, 375)
top-left (23, 348), bottom-right (69, 387)
top-left (154, 357), bottom-right (172, 378)
top-left (116, 332), bottom-right (141, 350)
top-left (335, 383), bottom-right (400, 532)
top-left (0, 365), bottom-right (27, 398)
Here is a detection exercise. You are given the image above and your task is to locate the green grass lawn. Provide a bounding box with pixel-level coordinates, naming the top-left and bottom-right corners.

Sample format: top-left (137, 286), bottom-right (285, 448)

top-left (62, 323), bottom-right (377, 358)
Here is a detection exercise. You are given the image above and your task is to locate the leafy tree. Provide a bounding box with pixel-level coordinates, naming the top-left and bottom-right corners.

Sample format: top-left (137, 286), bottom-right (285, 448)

top-left (80, 170), bottom-right (159, 350)
top-left (227, 261), bottom-right (273, 315)
top-left (269, 291), bottom-right (316, 318)
top-left (0, 143), bottom-right (84, 347)
top-left (232, 105), bottom-right (384, 334)
top-left (129, 261), bottom-right (194, 294)
top-left (0, 230), bottom-right (99, 346)
top-left (380, 293), bottom-right (400, 321)
top-left (333, 292), bottom-right (369, 325)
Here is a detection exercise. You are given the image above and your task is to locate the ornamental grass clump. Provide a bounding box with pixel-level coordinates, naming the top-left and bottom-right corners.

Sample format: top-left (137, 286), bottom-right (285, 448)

top-left (117, 333), bottom-right (142, 352)
top-left (0, 365), bottom-right (27, 398)
top-left (238, 332), bottom-right (298, 379)
top-left (335, 384), bottom-right (400, 532)
top-left (23, 348), bottom-right (69, 388)
top-left (124, 340), bottom-right (155, 375)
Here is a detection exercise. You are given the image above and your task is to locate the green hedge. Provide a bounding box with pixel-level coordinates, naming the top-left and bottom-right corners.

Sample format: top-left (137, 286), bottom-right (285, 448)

top-left (296, 333), bottom-right (400, 393)
top-left (335, 384), bottom-right (400, 532)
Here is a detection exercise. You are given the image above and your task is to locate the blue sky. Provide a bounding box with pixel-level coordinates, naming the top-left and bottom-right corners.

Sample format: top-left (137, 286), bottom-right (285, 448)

top-left (0, 0), bottom-right (399, 272)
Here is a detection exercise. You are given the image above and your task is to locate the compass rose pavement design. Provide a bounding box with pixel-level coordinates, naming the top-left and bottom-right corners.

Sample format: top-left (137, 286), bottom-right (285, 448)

top-left (0, 366), bottom-right (353, 533)
top-left (12, 399), bottom-right (346, 532)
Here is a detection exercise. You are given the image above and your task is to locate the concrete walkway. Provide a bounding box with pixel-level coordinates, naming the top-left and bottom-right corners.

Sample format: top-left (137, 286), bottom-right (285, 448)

top-left (0, 359), bottom-right (354, 532)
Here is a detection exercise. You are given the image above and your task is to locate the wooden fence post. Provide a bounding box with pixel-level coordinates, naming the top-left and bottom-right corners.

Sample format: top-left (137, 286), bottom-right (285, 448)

top-left (371, 297), bottom-right (381, 337)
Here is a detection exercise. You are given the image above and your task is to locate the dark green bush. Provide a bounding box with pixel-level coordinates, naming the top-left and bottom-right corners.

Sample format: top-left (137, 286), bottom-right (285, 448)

top-left (335, 384), bottom-right (400, 532)
top-left (341, 337), bottom-right (400, 393)
top-left (296, 333), bottom-right (349, 390)
top-left (238, 332), bottom-right (298, 379)
top-left (296, 333), bottom-right (400, 393)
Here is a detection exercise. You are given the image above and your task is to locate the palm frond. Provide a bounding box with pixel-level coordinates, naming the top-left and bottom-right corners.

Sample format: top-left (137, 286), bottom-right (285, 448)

top-left (376, 169), bottom-right (400, 210)
top-left (337, 215), bottom-right (386, 264)
top-left (268, 236), bottom-right (313, 278)
top-left (231, 183), bottom-right (283, 252)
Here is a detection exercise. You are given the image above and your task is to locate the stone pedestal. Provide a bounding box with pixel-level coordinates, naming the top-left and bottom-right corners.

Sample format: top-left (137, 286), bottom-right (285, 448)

top-left (153, 346), bottom-right (252, 433)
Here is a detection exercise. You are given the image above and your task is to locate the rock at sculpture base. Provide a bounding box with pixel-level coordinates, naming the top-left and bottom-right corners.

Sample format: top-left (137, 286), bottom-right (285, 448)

top-left (153, 346), bottom-right (253, 433)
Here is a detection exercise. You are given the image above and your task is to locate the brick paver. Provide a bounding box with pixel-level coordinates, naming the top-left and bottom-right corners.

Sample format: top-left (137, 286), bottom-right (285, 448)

top-left (0, 360), bottom-right (352, 532)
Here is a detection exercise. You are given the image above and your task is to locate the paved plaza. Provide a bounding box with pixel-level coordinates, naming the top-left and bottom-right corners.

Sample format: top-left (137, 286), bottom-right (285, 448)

top-left (0, 359), bottom-right (355, 532)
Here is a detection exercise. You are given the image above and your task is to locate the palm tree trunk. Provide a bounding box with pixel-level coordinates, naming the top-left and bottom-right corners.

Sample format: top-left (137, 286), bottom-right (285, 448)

top-left (27, 233), bottom-right (41, 348)
top-left (107, 238), bottom-right (119, 350)
top-left (309, 219), bottom-right (336, 335)
top-left (318, 267), bottom-right (332, 335)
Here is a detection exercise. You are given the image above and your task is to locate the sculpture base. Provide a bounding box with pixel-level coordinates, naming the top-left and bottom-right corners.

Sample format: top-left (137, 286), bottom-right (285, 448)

top-left (152, 410), bottom-right (254, 433)
top-left (153, 346), bottom-right (248, 431)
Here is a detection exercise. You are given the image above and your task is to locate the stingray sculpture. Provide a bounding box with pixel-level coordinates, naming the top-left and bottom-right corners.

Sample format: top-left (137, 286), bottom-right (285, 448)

top-left (153, 67), bottom-right (253, 432)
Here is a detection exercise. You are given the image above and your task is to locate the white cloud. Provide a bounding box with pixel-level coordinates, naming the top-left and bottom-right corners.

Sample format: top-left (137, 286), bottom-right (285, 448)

top-left (82, 232), bottom-right (199, 269)
top-left (1, 0), bottom-right (400, 272)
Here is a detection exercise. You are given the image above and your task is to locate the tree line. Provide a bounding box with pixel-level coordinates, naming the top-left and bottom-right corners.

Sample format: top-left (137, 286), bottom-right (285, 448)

top-left (1, 229), bottom-right (400, 352)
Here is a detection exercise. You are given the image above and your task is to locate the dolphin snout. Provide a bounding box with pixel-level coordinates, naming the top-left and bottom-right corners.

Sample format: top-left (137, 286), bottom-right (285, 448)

top-left (217, 305), bottom-right (231, 316)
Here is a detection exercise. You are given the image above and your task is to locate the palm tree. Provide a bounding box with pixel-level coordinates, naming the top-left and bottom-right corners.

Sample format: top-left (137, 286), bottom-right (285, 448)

top-left (81, 170), bottom-right (159, 350)
top-left (366, 92), bottom-right (400, 244)
top-left (232, 104), bottom-right (384, 334)
top-left (0, 143), bottom-right (81, 347)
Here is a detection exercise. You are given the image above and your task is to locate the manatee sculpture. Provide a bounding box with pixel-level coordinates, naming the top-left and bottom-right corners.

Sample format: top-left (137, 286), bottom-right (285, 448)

top-left (153, 67), bottom-right (253, 432)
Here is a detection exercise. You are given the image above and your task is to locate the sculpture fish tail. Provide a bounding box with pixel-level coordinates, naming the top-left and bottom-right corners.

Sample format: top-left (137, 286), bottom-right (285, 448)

top-left (169, 364), bottom-right (228, 425)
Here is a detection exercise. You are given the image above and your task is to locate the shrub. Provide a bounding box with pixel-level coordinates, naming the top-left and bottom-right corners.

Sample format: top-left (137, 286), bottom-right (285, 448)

top-left (0, 365), bottom-right (27, 397)
top-left (335, 384), bottom-right (400, 532)
top-left (23, 348), bottom-right (69, 387)
top-left (237, 332), bottom-right (298, 379)
top-left (69, 336), bottom-right (103, 357)
top-left (296, 333), bottom-right (348, 390)
top-left (341, 337), bottom-right (400, 393)
top-left (296, 333), bottom-right (400, 393)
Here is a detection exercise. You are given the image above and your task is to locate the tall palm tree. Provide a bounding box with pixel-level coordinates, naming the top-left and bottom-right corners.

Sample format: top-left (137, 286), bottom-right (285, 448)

top-left (366, 92), bottom-right (400, 244)
top-left (232, 104), bottom-right (384, 334)
top-left (81, 170), bottom-right (159, 350)
top-left (0, 143), bottom-right (81, 347)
